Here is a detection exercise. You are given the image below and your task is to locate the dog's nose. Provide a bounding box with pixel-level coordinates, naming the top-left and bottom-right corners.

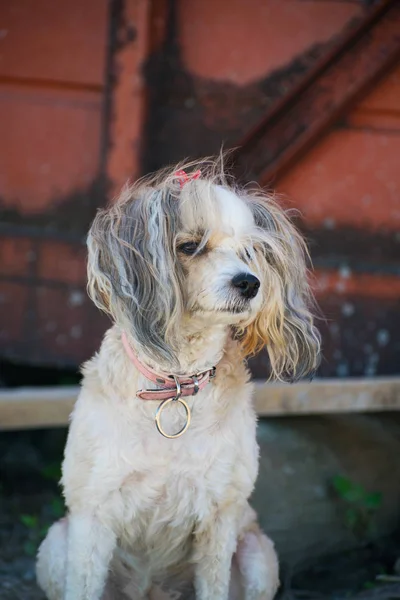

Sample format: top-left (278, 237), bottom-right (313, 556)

top-left (232, 273), bottom-right (260, 299)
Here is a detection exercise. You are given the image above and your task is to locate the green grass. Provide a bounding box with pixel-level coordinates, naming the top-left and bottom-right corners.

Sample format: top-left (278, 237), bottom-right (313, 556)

top-left (332, 475), bottom-right (382, 537)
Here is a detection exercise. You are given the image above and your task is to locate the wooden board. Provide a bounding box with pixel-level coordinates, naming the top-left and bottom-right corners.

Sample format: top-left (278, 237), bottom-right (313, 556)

top-left (0, 386), bottom-right (76, 430)
top-left (1, 378), bottom-right (399, 431)
top-left (253, 377), bottom-right (400, 416)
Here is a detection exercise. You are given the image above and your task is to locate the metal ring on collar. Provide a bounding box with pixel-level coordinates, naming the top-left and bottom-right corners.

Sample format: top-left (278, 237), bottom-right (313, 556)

top-left (155, 397), bottom-right (191, 439)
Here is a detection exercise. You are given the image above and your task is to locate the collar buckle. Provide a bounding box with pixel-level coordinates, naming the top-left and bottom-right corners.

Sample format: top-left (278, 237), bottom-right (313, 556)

top-left (192, 376), bottom-right (199, 395)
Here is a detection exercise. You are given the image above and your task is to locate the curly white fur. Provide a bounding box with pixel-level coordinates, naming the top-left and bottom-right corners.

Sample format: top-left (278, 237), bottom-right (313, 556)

top-left (36, 157), bottom-right (319, 600)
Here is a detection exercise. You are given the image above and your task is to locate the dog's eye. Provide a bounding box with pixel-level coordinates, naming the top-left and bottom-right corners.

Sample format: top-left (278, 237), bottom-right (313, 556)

top-left (178, 241), bottom-right (200, 255)
top-left (241, 248), bottom-right (253, 262)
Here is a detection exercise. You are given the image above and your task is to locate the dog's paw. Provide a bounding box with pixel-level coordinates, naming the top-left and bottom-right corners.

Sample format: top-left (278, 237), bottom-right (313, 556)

top-left (236, 531), bottom-right (280, 600)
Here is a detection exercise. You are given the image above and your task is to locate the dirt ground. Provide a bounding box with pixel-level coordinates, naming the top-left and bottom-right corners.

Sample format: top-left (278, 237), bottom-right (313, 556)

top-left (1, 429), bottom-right (399, 600)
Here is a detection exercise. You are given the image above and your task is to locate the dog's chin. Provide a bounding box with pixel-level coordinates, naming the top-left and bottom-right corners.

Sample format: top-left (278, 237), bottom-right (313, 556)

top-left (218, 304), bottom-right (250, 315)
top-left (190, 300), bottom-right (256, 325)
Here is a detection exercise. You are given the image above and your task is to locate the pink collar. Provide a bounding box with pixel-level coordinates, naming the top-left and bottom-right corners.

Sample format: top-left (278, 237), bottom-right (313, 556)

top-left (121, 333), bottom-right (216, 401)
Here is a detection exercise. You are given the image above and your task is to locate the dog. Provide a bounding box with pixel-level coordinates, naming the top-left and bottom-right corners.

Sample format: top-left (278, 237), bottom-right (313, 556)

top-left (36, 158), bottom-right (320, 600)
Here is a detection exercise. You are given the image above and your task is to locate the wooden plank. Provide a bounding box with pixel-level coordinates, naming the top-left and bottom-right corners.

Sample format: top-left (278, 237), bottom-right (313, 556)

top-left (0, 386), bottom-right (77, 430)
top-left (1, 378), bottom-right (399, 431)
top-left (254, 377), bottom-right (400, 416)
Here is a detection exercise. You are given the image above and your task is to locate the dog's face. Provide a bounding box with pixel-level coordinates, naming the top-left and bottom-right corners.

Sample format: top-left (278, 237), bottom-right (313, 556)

top-left (87, 165), bottom-right (320, 380)
top-left (177, 184), bottom-right (264, 325)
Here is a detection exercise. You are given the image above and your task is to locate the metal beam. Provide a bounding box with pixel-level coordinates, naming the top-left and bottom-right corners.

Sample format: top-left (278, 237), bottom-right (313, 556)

top-left (105, 0), bottom-right (151, 199)
top-left (233, 0), bottom-right (400, 185)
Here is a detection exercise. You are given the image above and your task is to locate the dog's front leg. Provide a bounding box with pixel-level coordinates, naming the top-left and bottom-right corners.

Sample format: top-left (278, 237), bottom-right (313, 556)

top-left (193, 508), bottom-right (238, 600)
top-left (64, 512), bottom-right (116, 600)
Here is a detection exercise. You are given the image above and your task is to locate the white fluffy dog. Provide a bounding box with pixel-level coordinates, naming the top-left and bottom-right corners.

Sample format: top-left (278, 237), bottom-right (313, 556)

top-left (36, 159), bottom-right (320, 600)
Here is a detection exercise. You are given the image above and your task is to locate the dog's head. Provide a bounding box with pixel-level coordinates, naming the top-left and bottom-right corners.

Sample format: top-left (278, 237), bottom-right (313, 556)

top-left (87, 159), bottom-right (320, 380)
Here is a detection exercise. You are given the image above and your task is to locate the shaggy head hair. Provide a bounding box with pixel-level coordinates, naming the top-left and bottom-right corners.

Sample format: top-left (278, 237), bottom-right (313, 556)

top-left (87, 157), bottom-right (320, 381)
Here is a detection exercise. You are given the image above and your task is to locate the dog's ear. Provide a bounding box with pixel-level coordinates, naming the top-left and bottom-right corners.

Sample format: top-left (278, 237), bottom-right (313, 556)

top-left (239, 196), bottom-right (320, 381)
top-left (87, 186), bottom-right (184, 366)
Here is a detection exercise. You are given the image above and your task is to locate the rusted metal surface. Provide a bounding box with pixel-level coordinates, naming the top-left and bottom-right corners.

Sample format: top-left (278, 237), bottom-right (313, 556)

top-left (142, 0), bottom-right (362, 172)
top-left (0, 0), bottom-right (108, 232)
top-left (0, 233), bottom-right (107, 367)
top-left (0, 88), bottom-right (105, 233)
top-left (279, 125), bottom-right (400, 232)
top-left (303, 226), bottom-right (399, 275)
top-left (250, 292), bottom-right (400, 379)
top-left (0, 0), bottom-right (108, 86)
top-left (1, 223), bottom-right (398, 376)
top-left (106, 0), bottom-right (151, 199)
top-left (0, 0), bottom-right (399, 380)
top-left (0, 180), bottom-right (106, 236)
top-left (233, 0), bottom-right (400, 185)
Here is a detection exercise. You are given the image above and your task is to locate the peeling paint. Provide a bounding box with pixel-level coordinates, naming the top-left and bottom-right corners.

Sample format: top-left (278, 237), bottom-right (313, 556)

top-left (45, 321), bottom-right (57, 333)
top-left (341, 302), bottom-right (355, 317)
top-left (0, 177), bottom-right (106, 234)
top-left (339, 265), bottom-right (351, 279)
top-left (70, 325), bottom-right (82, 339)
top-left (323, 218), bottom-right (336, 230)
top-left (337, 363), bottom-right (349, 377)
top-left (377, 329), bottom-right (390, 347)
top-left (69, 291), bottom-right (85, 307)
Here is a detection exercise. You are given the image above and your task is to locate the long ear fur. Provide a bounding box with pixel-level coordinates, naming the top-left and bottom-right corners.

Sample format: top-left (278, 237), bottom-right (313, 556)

top-left (240, 193), bottom-right (321, 382)
top-left (87, 185), bottom-right (184, 367)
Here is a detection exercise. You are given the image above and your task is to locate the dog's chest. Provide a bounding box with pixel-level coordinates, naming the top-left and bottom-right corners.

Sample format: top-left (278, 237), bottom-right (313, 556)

top-left (119, 400), bottom-right (255, 522)
top-left (116, 427), bottom-right (242, 571)
top-left (106, 374), bottom-right (258, 570)
top-left (120, 427), bottom-right (242, 518)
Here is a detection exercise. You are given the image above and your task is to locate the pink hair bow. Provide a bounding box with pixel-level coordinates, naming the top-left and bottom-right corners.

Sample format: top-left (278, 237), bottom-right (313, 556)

top-left (174, 169), bottom-right (201, 188)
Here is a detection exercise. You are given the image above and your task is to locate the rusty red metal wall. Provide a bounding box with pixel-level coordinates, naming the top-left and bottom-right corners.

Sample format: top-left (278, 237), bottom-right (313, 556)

top-left (0, 0), bottom-right (399, 378)
top-left (0, 0), bottom-right (110, 366)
